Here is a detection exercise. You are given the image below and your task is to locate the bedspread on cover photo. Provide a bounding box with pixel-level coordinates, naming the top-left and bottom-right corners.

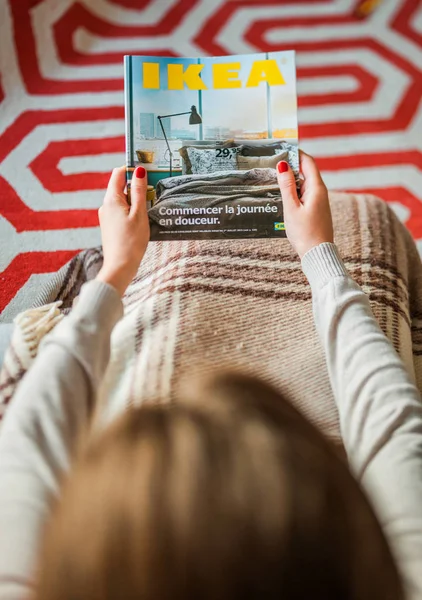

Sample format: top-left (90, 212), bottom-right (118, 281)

top-left (149, 168), bottom-right (284, 240)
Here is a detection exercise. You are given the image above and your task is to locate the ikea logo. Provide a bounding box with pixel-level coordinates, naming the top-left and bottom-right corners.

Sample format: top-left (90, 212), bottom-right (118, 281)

top-left (274, 222), bottom-right (285, 231)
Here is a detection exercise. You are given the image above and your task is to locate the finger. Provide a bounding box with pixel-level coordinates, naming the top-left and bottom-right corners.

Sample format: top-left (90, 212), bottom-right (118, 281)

top-left (299, 151), bottom-right (326, 191)
top-left (105, 166), bottom-right (127, 202)
top-left (276, 160), bottom-right (301, 209)
top-left (129, 166), bottom-right (148, 217)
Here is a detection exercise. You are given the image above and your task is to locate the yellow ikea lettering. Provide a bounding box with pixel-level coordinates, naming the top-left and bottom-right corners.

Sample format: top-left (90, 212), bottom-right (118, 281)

top-left (143, 62), bottom-right (160, 89)
top-left (168, 64), bottom-right (207, 90)
top-left (142, 60), bottom-right (286, 90)
top-left (246, 59), bottom-right (285, 87)
top-left (213, 62), bottom-right (242, 89)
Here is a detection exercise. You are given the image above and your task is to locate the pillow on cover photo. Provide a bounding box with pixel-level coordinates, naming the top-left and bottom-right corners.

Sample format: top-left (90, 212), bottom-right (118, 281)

top-left (186, 147), bottom-right (238, 174)
top-left (236, 151), bottom-right (288, 171)
top-left (178, 140), bottom-right (234, 174)
top-left (237, 142), bottom-right (286, 156)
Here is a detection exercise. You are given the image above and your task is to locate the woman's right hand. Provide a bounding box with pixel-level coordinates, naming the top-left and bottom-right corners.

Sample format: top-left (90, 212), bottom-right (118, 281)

top-left (276, 151), bottom-right (334, 259)
top-left (96, 166), bottom-right (150, 297)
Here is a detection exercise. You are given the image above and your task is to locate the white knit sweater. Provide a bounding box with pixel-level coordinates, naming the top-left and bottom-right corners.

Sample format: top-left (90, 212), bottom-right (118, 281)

top-left (0, 243), bottom-right (421, 599)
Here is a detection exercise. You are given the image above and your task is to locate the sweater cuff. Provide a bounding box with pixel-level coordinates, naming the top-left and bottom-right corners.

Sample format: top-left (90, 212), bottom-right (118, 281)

top-left (301, 243), bottom-right (348, 290)
top-left (70, 280), bottom-right (123, 334)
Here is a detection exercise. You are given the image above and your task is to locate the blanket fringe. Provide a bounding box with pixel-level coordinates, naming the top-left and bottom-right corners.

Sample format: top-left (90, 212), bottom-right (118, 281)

top-left (12, 302), bottom-right (64, 369)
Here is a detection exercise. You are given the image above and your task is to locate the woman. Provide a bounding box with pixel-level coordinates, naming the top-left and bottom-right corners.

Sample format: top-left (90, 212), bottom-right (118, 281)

top-left (0, 153), bottom-right (421, 599)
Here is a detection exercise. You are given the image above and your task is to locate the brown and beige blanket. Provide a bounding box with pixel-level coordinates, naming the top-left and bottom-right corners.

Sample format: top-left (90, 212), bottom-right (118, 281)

top-left (1, 192), bottom-right (422, 446)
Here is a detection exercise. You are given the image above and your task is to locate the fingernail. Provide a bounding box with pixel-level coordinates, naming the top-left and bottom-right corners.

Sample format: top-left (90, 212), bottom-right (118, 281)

top-left (277, 161), bottom-right (289, 174)
top-left (135, 166), bottom-right (146, 179)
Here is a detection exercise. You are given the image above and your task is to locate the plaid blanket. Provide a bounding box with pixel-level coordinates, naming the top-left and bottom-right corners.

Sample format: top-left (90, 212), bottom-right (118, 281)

top-left (1, 192), bottom-right (422, 444)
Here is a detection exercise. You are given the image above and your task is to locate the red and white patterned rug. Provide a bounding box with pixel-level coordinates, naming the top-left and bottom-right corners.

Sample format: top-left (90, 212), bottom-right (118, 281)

top-left (0, 0), bottom-right (421, 321)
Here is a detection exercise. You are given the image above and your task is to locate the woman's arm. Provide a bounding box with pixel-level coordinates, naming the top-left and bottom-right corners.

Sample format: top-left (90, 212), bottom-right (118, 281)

top-left (0, 166), bottom-right (149, 599)
top-left (0, 281), bottom-right (122, 598)
top-left (301, 243), bottom-right (422, 479)
top-left (303, 243), bottom-right (422, 598)
top-left (277, 154), bottom-right (422, 599)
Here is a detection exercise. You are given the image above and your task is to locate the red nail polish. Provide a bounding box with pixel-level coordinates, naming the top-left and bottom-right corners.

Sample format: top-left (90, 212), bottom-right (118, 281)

top-left (135, 166), bottom-right (146, 179)
top-left (277, 161), bottom-right (289, 173)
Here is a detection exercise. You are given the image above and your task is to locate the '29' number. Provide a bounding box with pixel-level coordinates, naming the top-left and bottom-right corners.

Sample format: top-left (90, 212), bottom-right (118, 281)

top-left (215, 148), bottom-right (234, 158)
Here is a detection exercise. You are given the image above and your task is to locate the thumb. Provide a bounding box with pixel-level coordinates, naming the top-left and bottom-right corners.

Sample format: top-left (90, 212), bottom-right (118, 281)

top-left (276, 161), bottom-right (300, 208)
top-left (129, 166), bottom-right (148, 217)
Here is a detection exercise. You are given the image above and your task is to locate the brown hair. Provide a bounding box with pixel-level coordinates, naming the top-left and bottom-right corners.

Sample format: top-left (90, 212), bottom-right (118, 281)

top-left (37, 373), bottom-right (403, 600)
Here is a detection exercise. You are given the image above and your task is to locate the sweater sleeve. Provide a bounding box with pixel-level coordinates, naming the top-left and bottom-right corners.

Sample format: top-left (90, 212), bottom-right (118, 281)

top-left (302, 242), bottom-right (422, 600)
top-left (0, 280), bottom-right (123, 599)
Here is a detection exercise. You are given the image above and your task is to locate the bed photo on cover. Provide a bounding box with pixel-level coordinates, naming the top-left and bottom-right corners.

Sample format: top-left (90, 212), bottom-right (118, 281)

top-left (124, 52), bottom-right (299, 241)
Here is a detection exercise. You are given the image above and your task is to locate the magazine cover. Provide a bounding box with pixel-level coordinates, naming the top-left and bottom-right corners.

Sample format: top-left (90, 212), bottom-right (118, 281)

top-left (124, 52), bottom-right (299, 240)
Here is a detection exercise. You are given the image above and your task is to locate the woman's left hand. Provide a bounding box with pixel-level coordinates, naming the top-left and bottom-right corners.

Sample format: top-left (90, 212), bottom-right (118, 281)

top-left (96, 166), bottom-right (150, 296)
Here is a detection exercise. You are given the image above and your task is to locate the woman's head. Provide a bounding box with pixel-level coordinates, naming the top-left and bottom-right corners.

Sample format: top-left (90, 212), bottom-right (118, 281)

top-left (38, 373), bottom-right (403, 600)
